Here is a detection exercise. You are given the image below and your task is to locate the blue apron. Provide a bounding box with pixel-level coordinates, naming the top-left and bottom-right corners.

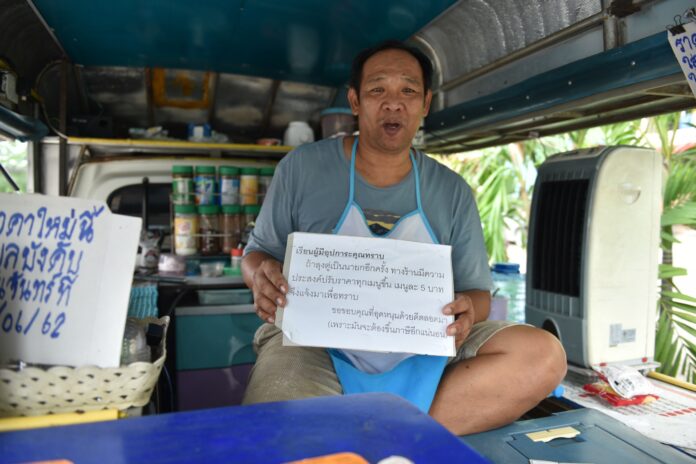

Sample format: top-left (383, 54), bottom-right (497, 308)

top-left (328, 138), bottom-right (448, 413)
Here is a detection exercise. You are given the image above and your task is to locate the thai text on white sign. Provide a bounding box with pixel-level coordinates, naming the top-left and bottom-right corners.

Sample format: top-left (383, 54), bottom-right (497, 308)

top-left (277, 232), bottom-right (455, 356)
top-left (0, 193), bottom-right (141, 367)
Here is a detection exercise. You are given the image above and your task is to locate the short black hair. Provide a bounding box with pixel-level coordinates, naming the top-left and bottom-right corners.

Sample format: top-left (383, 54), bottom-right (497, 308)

top-left (349, 40), bottom-right (433, 96)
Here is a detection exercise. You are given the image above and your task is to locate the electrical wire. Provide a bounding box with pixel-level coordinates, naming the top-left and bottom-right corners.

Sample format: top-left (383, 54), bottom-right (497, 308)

top-left (33, 60), bottom-right (69, 139)
top-left (162, 364), bottom-right (175, 412)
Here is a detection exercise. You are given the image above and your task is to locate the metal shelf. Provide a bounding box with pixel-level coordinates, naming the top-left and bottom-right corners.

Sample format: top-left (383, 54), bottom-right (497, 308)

top-left (59, 136), bottom-right (291, 158)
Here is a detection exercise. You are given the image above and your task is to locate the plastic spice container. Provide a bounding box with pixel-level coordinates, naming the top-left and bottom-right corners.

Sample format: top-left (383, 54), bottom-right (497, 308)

top-left (198, 205), bottom-right (221, 255)
top-left (230, 248), bottom-right (243, 275)
top-left (258, 167), bottom-right (275, 205)
top-left (219, 166), bottom-right (240, 205)
top-left (174, 204), bottom-right (198, 256)
top-left (240, 167), bottom-right (259, 205)
top-left (195, 166), bottom-right (217, 206)
top-left (172, 165), bottom-right (194, 205)
top-left (221, 204), bottom-right (242, 253)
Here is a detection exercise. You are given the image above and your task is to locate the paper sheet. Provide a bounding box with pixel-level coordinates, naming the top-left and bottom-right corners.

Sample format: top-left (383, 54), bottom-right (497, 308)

top-left (0, 193), bottom-right (141, 367)
top-left (562, 378), bottom-right (696, 451)
top-left (277, 232), bottom-right (455, 356)
top-left (668, 22), bottom-right (696, 98)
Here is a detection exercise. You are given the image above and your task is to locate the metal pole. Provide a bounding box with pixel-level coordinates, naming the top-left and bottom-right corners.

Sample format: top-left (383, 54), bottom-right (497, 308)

top-left (59, 59), bottom-right (68, 196)
top-left (31, 102), bottom-right (43, 193)
top-left (0, 162), bottom-right (20, 191)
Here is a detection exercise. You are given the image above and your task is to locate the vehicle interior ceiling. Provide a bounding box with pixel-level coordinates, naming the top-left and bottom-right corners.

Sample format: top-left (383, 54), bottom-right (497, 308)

top-left (0, 0), bottom-right (694, 155)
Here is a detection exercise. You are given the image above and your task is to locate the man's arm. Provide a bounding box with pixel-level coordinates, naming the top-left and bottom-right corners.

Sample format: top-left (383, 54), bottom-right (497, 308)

top-left (456, 289), bottom-right (491, 323)
top-left (242, 250), bottom-right (288, 324)
top-left (444, 289), bottom-right (491, 349)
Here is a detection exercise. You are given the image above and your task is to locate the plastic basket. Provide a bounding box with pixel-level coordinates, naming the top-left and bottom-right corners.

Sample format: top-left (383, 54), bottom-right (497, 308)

top-left (0, 316), bottom-right (169, 417)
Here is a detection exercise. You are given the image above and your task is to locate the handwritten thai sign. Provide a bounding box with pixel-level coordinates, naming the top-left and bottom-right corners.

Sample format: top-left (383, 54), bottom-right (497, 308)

top-left (277, 232), bottom-right (455, 356)
top-left (0, 193), bottom-right (141, 367)
top-left (668, 22), bottom-right (696, 97)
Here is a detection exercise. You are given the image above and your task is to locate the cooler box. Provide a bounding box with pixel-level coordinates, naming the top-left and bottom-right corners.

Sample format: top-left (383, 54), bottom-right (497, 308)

top-left (176, 312), bottom-right (262, 370)
top-left (461, 408), bottom-right (692, 464)
top-left (176, 304), bottom-right (263, 410)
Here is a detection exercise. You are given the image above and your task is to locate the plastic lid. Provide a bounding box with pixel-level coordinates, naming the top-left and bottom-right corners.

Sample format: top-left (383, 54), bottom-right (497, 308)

top-left (244, 205), bottom-right (262, 214)
top-left (259, 167), bottom-right (275, 176)
top-left (220, 166), bottom-right (240, 175)
top-left (195, 165), bottom-right (216, 175)
top-left (174, 204), bottom-right (197, 214)
top-left (320, 107), bottom-right (354, 116)
top-left (241, 167), bottom-right (259, 175)
top-left (198, 205), bottom-right (220, 215)
top-left (172, 165), bottom-right (193, 175)
top-left (231, 248), bottom-right (244, 256)
top-left (222, 205), bottom-right (241, 214)
top-left (491, 263), bottom-right (520, 274)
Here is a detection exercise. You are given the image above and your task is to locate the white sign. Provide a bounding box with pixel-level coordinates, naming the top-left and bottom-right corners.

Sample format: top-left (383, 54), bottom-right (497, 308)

top-left (668, 22), bottom-right (696, 97)
top-left (277, 232), bottom-right (455, 356)
top-left (0, 193), bottom-right (141, 367)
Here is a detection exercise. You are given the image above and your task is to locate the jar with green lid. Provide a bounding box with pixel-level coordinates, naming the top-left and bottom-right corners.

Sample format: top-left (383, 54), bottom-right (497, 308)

top-left (172, 165), bottom-right (194, 205)
top-left (221, 204), bottom-right (242, 253)
top-left (198, 205), bottom-right (221, 255)
top-left (258, 166), bottom-right (275, 205)
top-left (195, 165), bottom-right (217, 206)
top-left (174, 204), bottom-right (198, 256)
top-left (220, 166), bottom-right (240, 206)
top-left (241, 204), bottom-right (261, 244)
top-left (240, 167), bottom-right (259, 205)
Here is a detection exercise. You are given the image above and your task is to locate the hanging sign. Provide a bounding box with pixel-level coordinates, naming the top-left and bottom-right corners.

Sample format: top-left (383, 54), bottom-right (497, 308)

top-left (0, 193), bottom-right (141, 367)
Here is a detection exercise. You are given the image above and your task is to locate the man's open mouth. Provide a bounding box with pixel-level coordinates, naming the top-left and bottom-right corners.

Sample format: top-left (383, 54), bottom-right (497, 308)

top-left (382, 121), bottom-right (402, 135)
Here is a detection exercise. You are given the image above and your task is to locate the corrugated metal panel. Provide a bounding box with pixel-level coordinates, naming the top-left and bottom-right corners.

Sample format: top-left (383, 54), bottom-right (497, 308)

top-left (419, 0), bottom-right (602, 84)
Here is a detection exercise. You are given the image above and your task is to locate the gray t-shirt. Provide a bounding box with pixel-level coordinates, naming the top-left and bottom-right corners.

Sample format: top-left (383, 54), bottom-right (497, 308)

top-left (246, 137), bottom-right (492, 292)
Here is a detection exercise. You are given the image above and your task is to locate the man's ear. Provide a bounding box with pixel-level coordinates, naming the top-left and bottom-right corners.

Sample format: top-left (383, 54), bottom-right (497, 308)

top-left (423, 90), bottom-right (433, 117)
top-left (348, 87), bottom-right (360, 116)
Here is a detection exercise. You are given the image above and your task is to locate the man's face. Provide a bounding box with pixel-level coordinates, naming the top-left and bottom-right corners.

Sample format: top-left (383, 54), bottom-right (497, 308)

top-left (348, 49), bottom-right (432, 155)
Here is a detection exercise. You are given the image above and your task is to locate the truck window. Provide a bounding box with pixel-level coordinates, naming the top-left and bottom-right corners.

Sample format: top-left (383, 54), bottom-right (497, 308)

top-left (107, 183), bottom-right (172, 232)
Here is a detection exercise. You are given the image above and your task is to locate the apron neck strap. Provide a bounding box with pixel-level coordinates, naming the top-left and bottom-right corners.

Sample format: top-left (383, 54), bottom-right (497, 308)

top-left (349, 138), bottom-right (421, 210)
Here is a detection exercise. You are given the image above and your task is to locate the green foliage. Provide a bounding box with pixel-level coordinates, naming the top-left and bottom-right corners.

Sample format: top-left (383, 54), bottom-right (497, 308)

top-left (432, 111), bottom-right (696, 383)
top-left (0, 141), bottom-right (28, 192)
top-left (650, 113), bottom-right (696, 383)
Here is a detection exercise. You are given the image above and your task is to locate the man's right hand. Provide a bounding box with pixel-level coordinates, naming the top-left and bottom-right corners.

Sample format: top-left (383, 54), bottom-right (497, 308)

top-left (242, 251), bottom-right (288, 324)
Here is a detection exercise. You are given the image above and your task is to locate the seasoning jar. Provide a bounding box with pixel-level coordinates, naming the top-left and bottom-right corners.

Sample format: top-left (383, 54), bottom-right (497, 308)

top-left (220, 166), bottom-right (240, 206)
top-left (230, 248), bottom-right (243, 275)
top-left (258, 167), bottom-right (275, 205)
top-left (221, 204), bottom-right (242, 253)
top-left (172, 165), bottom-right (194, 205)
top-left (195, 166), bottom-right (217, 206)
top-left (174, 204), bottom-right (198, 256)
top-left (240, 167), bottom-right (259, 205)
top-left (198, 205), bottom-right (221, 255)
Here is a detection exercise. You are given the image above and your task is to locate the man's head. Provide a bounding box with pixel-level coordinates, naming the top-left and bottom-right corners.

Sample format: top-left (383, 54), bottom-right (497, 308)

top-left (348, 40), bottom-right (433, 155)
top-left (349, 40), bottom-right (433, 96)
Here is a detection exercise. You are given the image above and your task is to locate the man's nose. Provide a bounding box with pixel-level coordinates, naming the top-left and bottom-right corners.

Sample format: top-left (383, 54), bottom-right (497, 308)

top-left (382, 93), bottom-right (404, 111)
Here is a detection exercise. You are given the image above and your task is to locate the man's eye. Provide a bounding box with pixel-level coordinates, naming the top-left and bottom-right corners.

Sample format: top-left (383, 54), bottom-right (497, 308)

top-left (403, 88), bottom-right (416, 94)
top-left (370, 88), bottom-right (383, 93)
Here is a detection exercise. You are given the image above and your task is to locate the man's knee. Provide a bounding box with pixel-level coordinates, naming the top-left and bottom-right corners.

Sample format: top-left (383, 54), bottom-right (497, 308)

top-left (482, 325), bottom-right (567, 394)
top-left (242, 326), bottom-right (342, 404)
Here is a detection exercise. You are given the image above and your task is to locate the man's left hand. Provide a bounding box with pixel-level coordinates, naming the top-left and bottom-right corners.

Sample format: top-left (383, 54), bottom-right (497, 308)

top-left (443, 294), bottom-right (475, 349)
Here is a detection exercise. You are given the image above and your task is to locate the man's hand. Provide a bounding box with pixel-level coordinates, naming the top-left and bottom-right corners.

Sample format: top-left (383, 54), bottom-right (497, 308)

top-left (443, 294), bottom-right (476, 349)
top-left (243, 252), bottom-right (288, 324)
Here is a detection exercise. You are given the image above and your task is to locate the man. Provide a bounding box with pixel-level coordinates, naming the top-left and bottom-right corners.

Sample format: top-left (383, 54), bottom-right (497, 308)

top-left (241, 40), bottom-right (567, 435)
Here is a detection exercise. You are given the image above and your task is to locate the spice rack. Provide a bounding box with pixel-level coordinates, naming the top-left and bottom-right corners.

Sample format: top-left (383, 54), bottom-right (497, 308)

top-left (169, 164), bottom-right (275, 273)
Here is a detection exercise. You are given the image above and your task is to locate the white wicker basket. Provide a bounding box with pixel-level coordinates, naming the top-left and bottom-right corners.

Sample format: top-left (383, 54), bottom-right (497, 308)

top-left (0, 316), bottom-right (169, 417)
